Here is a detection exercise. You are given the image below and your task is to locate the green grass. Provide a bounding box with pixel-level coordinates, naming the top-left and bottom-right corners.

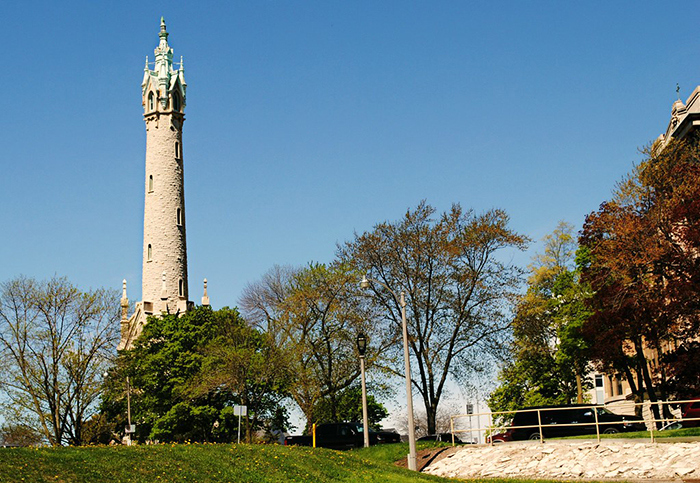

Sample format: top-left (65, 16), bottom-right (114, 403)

top-left (0, 441), bottom-right (622, 483)
top-left (557, 426), bottom-right (700, 440)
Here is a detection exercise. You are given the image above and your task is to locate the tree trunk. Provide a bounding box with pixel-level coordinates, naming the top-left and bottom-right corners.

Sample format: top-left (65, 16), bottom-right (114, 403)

top-left (633, 337), bottom-right (662, 427)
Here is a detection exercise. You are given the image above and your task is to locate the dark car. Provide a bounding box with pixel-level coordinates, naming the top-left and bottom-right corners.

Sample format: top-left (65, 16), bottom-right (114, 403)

top-left (284, 422), bottom-right (400, 449)
top-left (346, 422), bottom-right (401, 444)
top-left (506, 405), bottom-right (645, 440)
top-left (418, 433), bottom-right (465, 443)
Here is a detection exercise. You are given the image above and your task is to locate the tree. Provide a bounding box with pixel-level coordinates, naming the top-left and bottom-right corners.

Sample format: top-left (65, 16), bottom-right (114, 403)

top-left (488, 222), bottom-right (591, 415)
top-left (103, 306), bottom-right (290, 443)
top-left (580, 135), bottom-right (700, 421)
top-left (241, 263), bottom-right (386, 432)
top-left (0, 423), bottom-right (43, 447)
top-left (0, 275), bottom-right (120, 445)
top-left (339, 201), bottom-right (528, 435)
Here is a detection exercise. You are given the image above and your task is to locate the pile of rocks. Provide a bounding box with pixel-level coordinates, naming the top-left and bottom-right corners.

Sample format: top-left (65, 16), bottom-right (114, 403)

top-left (423, 441), bottom-right (700, 480)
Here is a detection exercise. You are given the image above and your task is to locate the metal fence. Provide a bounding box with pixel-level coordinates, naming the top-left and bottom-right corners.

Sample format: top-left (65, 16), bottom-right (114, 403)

top-left (448, 399), bottom-right (699, 446)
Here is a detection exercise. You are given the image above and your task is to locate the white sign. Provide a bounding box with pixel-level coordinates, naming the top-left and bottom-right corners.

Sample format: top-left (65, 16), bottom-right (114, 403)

top-left (125, 424), bottom-right (136, 434)
top-left (233, 405), bottom-right (247, 416)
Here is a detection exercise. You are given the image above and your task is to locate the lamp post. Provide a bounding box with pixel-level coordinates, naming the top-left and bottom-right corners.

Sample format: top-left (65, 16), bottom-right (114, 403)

top-left (356, 332), bottom-right (370, 448)
top-left (360, 276), bottom-right (417, 471)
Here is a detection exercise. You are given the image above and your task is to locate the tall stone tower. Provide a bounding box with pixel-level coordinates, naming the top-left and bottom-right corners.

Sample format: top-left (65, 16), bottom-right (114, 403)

top-left (120, 18), bottom-right (196, 350)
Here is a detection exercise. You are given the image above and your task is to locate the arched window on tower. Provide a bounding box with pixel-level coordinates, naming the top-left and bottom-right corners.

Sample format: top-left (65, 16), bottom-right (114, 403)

top-left (148, 91), bottom-right (155, 111)
top-left (173, 91), bottom-right (181, 112)
top-left (177, 208), bottom-right (182, 226)
top-left (175, 142), bottom-right (180, 159)
top-left (148, 175), bottom-right (154, 192)
top-left (178, 279), bottom-right (184, 297)
top-left (147, 244), bottom-right (152, 261)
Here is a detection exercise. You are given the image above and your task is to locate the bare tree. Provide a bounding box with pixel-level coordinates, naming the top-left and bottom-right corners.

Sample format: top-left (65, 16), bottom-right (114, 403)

top-left (339, 201), bottom-right (528, 434)
top-left (0, 276), bottom-right (120, 445)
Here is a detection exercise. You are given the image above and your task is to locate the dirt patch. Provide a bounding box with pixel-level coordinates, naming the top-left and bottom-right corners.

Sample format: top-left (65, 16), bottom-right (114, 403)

top-left (394, 446), bottom-right (461, 472)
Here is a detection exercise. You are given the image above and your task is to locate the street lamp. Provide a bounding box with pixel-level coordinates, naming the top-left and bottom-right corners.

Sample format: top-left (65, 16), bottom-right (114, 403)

top-left (356, 333), bottom-right (370, 448)
top-left (359, 275), bottom-right (417, 471)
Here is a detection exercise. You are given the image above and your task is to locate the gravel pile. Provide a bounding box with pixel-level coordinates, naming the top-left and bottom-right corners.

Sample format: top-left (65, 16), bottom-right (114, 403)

top-left (423, 441), bottom-right (700, 480)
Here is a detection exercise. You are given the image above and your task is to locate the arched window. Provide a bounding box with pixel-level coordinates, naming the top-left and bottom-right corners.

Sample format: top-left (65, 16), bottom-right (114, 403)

top-left (148, 91), bottom-right (154, 111)
top-left (177, 208), bottom-right (182, 226)
top-left (178, 279), bottom-right (184, 297)
top-left (175, 142), bottom-right (180, 159)
top-left (173, 91), bottom-right (181, 111)
top-left (147, 244), bottom-right (152, 261)
top-left (148, 175), bottom-right (154, 192)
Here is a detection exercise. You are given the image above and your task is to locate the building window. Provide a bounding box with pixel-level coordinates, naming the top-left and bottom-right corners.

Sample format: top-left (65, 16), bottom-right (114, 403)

top-left (175, 142), bottom-right (180, 159)
top-left (148, 175), bottom-right (154, 192)
top-left (177, 208), bottom-right (182, 226)
top-left (147, 244), bottom-right (152, 261)
top-left (173, 91), bottom-right (181, 111)
top-left (178, 279), bottom-right (184, 297)
top-left (615, 374), bottom-right (623, 396)
top-left (148, 92), bottom-right (154, 111)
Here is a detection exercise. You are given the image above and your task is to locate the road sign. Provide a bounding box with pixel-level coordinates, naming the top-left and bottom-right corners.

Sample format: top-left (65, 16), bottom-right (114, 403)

top-left (233, 405), bottom-right (247, 416)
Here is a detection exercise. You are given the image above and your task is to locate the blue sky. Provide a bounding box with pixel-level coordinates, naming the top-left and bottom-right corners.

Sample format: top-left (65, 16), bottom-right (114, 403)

top-left (1, 1), bottom-right (698, 310)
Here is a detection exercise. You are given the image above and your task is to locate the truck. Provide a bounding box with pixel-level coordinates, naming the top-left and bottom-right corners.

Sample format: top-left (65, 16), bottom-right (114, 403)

top-left (284, 422), bottom-right (400, 450)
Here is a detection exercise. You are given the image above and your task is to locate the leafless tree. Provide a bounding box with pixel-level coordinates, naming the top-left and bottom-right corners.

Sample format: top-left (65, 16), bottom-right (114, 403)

top-left (339, 201), bottom-right (528, 434)
top-left (0, 276), bottom-right (120, 445)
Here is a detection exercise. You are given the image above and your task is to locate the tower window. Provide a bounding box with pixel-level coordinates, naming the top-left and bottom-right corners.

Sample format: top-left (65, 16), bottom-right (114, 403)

top-left (147, 244), bottom-right (152, 261)
top-left (148, 91), bottom-right (154, 111)
top-left (173, 91), bottom-right (181, 111)
top-left (178, 279), bottom-right (184, 297)
top-left (175, 142), bottom-right (180, 159)
top-left (177, 208), bottom-right (182, 226)
top-left (148, 175), bottom-right (154, 192)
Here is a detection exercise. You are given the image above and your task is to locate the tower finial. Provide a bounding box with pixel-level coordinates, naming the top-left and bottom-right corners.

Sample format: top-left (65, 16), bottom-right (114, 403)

top-left (202, 278), bottom-right (210, 306)
top-left (159, 17), bottom-right (169, 42)
top-left (180, 55), bottom-right (184, 72)
top-left (144, 56), bottom-right (149, 70)
top-left (122, 279), bottom-right (128, 299)
top-left (677, 83), bottom-right (681, 100)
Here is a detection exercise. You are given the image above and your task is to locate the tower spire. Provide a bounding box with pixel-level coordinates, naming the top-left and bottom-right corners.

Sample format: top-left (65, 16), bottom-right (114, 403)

top-left (121, 18), bottom-right (190, 350)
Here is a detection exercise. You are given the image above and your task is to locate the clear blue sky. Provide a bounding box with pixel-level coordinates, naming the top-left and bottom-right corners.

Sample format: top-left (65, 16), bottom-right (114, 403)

top-left (1, 1), bottom-right (698, 308)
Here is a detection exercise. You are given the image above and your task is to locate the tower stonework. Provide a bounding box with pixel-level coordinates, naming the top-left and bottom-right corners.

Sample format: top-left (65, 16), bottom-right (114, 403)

top-left (120, 18), bottom-right (192, 350)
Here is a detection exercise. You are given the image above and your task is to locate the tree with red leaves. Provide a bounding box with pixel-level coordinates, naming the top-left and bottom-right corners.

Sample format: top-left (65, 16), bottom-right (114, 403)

top-left (580, 135), bottom-right (700, 421)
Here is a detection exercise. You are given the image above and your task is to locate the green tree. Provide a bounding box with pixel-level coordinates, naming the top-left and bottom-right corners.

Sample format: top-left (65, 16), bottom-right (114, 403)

top-left (0, 276), bottom-right (120, 446)
top-left (103, 306), bottom-right (289, 443)
top-left (340, 201), bottom-right (528, 435)
top-left (241, 263), bottom-right (386, 432)
top-left (488, 222), bottom-right (591, 415)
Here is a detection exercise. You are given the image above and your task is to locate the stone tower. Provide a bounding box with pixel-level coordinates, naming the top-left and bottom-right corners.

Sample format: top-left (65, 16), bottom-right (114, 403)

top-left (120, 18), bottom-right (197, 350)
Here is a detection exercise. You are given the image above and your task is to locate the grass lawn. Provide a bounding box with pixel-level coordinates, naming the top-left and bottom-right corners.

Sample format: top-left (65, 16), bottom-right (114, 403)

top-left (557, 426), bottom-right (700, 440)
top-left (0, 441), bottom-right (618, 483)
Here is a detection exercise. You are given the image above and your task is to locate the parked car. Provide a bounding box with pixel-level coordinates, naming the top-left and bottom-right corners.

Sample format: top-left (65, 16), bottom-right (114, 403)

top-left (486, 430), bottom-right (513, 443)
top-left (283, 422), bottom-right (400, 450)
top-left (659, 421), bottom-right (684, 431)
top-left (417, 433), bottom-right (466, 443)
top-left (681, 399), bottom-right (700, 427)
top-left (498, 405), bottom-right (645, 441)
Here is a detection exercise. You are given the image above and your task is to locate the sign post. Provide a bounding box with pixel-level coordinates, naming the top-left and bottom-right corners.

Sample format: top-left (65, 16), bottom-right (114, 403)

top-left (233, 405), bottom-right (247, 444)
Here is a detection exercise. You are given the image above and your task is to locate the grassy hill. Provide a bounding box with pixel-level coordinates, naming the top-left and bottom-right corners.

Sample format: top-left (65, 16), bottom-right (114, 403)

top-left (0, 442), bottom-right (458, 483)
